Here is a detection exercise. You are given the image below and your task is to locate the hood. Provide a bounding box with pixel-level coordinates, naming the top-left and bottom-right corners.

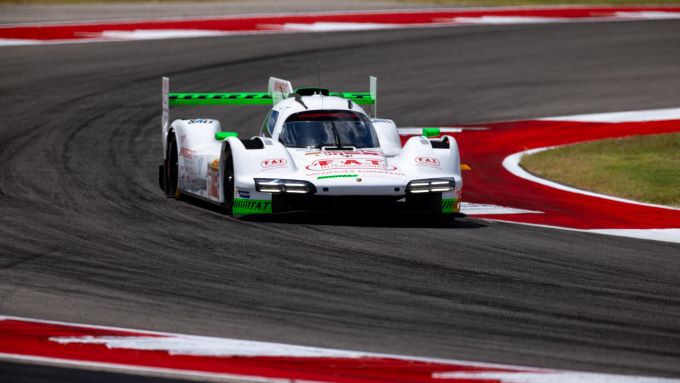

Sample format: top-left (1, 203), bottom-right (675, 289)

top-left (286, 148), bottom-right (404, 179)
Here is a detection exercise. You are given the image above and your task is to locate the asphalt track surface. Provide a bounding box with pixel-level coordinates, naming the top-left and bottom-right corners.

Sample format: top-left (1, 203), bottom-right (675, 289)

top-left (1, 20), bottom-right (680, 381)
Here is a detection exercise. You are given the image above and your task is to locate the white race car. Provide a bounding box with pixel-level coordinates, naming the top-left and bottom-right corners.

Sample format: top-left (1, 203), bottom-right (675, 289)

top-left (159, 76), bottom-right (463, 217)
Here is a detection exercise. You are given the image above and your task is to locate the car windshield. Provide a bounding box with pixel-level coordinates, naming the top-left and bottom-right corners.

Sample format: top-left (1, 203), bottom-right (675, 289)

top-left (278, 110), bottom-right (379, 149)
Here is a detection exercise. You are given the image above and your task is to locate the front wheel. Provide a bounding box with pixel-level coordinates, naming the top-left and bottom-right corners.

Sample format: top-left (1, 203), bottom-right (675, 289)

top-left (222, 145), bottom-right (235, 215)
top-left (165, 133), bottom-right (181, 199)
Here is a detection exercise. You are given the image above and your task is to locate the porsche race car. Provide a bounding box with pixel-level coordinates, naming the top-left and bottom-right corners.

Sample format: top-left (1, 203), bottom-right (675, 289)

top-left (158, 76), bottom-right (464, 217)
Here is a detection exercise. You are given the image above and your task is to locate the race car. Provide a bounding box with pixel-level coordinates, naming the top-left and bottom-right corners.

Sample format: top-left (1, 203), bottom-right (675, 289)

top-left (158, 76), bottom-right (464, 217)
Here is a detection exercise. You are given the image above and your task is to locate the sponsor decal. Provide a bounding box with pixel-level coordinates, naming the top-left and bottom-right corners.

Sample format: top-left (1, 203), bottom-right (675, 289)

top-left (179, 148), bottom-right (195, 159)
top-left (188, 119), bottom-right (212, 124)
top-left (306, 158), bottom-right (395, 171)
top-left (238, 190), bottom-right (250, 198)
top-left (209, 159), bottom-right (219, 170)
top-left (233, 198), bottom-right (272, 216)
top-left (305, 150), bottom-right (382, 157)
top-left (317, 174), bottom-right (359, 180)
top-left (306, 168), bottom-right (404, 177)
top-left (272, 80), bottom-right (289, 94)
top-left (207, 166), bottom-right (219, 199)
top-left (261, 158), bottom-right (287, 169)
top-left (415, 156), bottom-right (441, 167)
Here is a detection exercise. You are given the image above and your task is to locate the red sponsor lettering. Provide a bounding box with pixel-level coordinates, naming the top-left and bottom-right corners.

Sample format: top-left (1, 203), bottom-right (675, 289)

top-left (305, 150), bottom-right (383, 157)
top-left (415, 157), bottom-right (440, 167)
top-left (306, 158), bottom-right (396, 171)
top-left (179, 148), bottom-right (195, 159)
top-left (261, 158), bottom-right (287, 168)
top-left (208, 167), bottom-right (219, 198)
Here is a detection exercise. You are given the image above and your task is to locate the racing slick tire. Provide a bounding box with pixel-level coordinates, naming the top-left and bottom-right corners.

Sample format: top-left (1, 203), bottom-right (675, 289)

top-left (222, 144), bottom-right (235, 216)
top-left (164, 132), bottom-right (182, 200)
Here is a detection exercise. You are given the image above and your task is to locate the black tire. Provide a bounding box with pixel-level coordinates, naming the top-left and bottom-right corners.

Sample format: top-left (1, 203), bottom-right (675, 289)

top-left (165, 132), bottom-right (181, 199)
top-left (223, 144), bottom-right (235, 215)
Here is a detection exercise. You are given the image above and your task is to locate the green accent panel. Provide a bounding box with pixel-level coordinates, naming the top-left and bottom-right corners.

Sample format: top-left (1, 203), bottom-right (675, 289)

top-left (233, 198), bottom-right (272, 216)
top-left (169, 93), bottom-right (273, 106)
top-left (317, 174), bottom-right (359, 180)
top-left (442, 198), bottom-right (459, 214)
top-left (328, 92), bottom-right (375, 105)
top-left (215, 131), bottom-right (238, 141)
top-left (422, 128), bottom-right (441, 138)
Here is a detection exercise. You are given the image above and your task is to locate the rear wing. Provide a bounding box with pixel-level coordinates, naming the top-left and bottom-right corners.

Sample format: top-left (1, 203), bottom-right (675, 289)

top-left (162, 75), bottom-right (376, 109)
top-left (162, 76), bottom-right (377, 152)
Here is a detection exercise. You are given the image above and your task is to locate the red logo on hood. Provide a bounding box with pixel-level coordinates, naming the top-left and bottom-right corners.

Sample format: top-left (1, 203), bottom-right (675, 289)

top-left (306, 158), bottom-right (395, 171)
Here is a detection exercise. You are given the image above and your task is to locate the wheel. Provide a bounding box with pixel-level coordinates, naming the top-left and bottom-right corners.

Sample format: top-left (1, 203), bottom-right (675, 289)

top-left (165, 132), bottom-right (181, 199)
top-left (223, 144), bottom-right (235, 215)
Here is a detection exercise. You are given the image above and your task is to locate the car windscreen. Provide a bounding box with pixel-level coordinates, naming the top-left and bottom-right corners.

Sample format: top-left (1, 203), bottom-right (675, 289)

top-left (278, 111), bottom-right (379, 149)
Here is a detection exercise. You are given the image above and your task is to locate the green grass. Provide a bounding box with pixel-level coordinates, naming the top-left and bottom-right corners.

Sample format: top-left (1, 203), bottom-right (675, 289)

top-left (520, 133), bottom-right (680, 207)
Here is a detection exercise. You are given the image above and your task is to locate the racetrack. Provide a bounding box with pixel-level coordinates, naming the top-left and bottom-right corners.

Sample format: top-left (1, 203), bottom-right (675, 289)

top-left (1, 18), bottom-right (680, 380)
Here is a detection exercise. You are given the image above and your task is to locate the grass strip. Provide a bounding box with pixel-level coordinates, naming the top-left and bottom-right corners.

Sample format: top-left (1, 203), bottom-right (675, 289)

top-left (520, 133), bottom-right (680, 207)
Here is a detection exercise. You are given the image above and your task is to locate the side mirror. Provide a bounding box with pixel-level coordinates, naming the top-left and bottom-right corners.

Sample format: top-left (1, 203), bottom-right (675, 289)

top-left (215, 132), bottom-right (238, 141)
top-left (422, 127), bottom-right (440, 137)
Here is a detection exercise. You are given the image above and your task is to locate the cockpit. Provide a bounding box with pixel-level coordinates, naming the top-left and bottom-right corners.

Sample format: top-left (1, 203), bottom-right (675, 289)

top-left (278, 110), bottom-right (379, 149)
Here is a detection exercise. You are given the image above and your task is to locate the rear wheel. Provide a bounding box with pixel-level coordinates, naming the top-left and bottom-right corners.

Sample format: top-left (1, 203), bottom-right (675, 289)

top-left (223, 145), bottom-right (235, 215)
top-left (165, 133), bottom-right (180, 199)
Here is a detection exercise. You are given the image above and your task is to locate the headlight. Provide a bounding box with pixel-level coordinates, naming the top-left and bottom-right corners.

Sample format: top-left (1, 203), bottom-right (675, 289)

top-left (255, 178), bottom-right (316, 194)
top-left (406, 178), bottom-right (455, 194)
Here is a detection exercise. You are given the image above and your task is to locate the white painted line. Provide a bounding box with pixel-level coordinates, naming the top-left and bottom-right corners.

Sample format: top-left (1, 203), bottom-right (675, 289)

top-left (432, 371), bottom-right (680, 383)
top-left (97, 30), bottom-right (232, 40)
top-left (0, 38), bottom-right (40, 46)
top-left (615, 11), bottom-right (680, 20)
top-left (502, 147), bottom-right (680, 211)
top-left (50, 335), bottom-right (365, 358)
top-left (451, 16), bottom-right (576, 24)
top-left (480, 219), bottom-right (680, 244)
top-left (537, 107), bottom-right (680, 123)
top-left (0, 315), bottom-right (524, 370)
top-left (589, 229), bottom-right (680, 244)
top-left (3, 315), bottom-right (680, 382)
top-left (274, 22), bottom-right (403, 32)
top-left (461, 202), bottom-right (542, 215)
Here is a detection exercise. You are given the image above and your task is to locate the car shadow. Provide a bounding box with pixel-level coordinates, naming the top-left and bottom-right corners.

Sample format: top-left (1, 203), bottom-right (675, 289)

top-left (177, 196), bottom-right (485, 229)
top-left (242, 211), bottom-right (486, 229)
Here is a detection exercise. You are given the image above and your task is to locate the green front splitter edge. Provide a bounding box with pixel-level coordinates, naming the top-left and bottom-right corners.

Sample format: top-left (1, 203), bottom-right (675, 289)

top-left (233, 197), bottom-right (459, 215)
top-left (442, 198), bottom-right (460, 214)
top-left (232, 198), bottom-right (272, 216)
